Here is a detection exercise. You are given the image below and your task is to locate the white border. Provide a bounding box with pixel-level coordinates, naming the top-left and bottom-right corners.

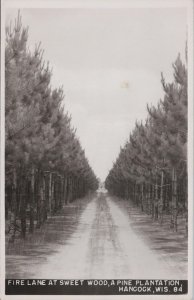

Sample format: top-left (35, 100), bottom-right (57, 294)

top-left (1, 0), bottom-right (6, 298)
top-left (187, 1), bottom-right (194, 299)
top-left (1, 0), bottom-right (193, 299)
top-left (2, 0), bottom-right (192, 9)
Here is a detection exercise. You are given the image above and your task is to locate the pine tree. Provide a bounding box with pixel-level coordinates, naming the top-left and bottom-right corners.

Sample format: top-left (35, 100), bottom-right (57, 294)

top-left (105, 52), bottom-right (187, 234)
top-left (5, 12), bottom-right (98, 240)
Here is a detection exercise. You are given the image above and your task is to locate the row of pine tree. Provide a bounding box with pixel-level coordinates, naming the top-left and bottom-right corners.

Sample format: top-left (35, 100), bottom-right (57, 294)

top-left (5, 14), bottom-right (98, 240)
top-left (105, 52), bottom-right (187, 233)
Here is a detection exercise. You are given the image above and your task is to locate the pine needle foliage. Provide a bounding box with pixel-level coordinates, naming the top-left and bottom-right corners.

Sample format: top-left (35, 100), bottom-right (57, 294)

top-left (105, 51), bottom-right (187, 233)
top-left (5, 12), bottom-right (98, 240)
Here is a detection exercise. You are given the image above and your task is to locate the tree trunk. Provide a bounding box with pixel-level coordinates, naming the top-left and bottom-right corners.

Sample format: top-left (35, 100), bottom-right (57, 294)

top-left (154, 175), bottom-right (158, 220)
top-left (68, 176), bottom-right (72, 203)
top-left (36, 171), bottom-right (41, 228)
top-left (20, 175), bottom-right (26, 239)
top-left (48, 172), bottom-right (52, 215)
top-left (51, 174), bottom-right (55, 213)
top-left (148, 183), bottom-right (152, 215)
top-left (29, 167), bottom-right (35, 233)
top-left (151, 183), bottom-right (155, 219)
top-left (141, 183), bottom-right (144, 212)
top-left (171, 167), bottom-right (178, 231)
top-left (10, 168), bottom-right (17, 242)
top-left (159, 170), bottom-right (164, 224)
top-left (42, 174), bottom-right (47, 222)
top-left (64, 177), bottom-right (68, 205)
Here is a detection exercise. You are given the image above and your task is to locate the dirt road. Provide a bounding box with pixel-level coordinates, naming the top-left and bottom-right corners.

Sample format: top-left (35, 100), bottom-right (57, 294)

top-left (6, 191), bottom-right (187, 279)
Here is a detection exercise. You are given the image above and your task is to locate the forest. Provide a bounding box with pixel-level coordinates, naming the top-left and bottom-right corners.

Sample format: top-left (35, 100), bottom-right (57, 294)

top-left (5, 13), bottom-right (98, 241)
top-left (5, 8), bottom-right (189, 286)
top-left (105, 48), bottom-right (188, 233)
top-left (5, 12), bottom-right (188, 243)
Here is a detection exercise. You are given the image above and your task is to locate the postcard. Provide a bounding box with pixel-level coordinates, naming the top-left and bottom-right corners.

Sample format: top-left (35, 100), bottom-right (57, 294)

top-left (1, 0), bottom-right (193, 299)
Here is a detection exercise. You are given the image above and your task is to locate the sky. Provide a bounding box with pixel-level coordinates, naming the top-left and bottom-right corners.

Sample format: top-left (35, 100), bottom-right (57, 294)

top-left (6, 7), bottom-right (187, 181)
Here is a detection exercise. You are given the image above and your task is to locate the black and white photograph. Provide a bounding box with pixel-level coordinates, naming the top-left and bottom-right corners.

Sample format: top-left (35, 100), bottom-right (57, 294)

top-left (2, 0), bottom-right (193, 298)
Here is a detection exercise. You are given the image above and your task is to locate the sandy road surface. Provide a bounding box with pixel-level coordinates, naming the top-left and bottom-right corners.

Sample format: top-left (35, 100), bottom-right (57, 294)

top-left (6, 191), bottom-right (187, 279)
